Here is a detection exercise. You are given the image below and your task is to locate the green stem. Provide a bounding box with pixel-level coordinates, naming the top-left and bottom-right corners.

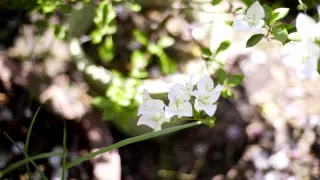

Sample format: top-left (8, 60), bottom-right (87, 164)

top-left (61, 118), bottom-right (67, 180)
top-left (66, 121), bottom-right (202, 169)
top-left (25, 106), bottom-right (41, 180)
top-left (0, 152), bottom-right (63, 178)
top-left (3, 132), bottom-right (49, 180)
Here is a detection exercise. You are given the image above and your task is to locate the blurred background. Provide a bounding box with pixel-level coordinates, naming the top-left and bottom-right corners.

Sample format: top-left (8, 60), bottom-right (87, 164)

top-left (0, 0), bottom-right (319, 179)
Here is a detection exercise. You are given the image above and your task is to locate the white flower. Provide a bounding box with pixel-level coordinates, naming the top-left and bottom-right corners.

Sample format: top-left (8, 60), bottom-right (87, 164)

top-left (296, 13), bottom-right (320, 41)
top-left (232, 1), bottom-right (265, 33)
top-left (281, 39), bottom-right (320, 79)
top-left (269, 150), bottom-right (290, 170)
top-left (138, 89), bottom-right (165, 116)
top-left (137, 89), bottom-right (170, 131)
top-left (137, 106), bottom-right (170, 131)
top-left (193, 75), bottom-right (224, 117)
top-left (166, 83), bottom-right (193, 118)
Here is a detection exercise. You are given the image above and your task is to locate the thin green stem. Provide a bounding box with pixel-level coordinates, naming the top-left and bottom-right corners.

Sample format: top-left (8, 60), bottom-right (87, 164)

top-left (3, 132), bottom-right (49, 180)
top-left (25, 106), bottom-right (41, 180)
top-left (61, 118), bottom-right (67, 180)
top-left (0, 152), bottom-right (63, 178)
top-left (66, 121), bottom-right (202, 169)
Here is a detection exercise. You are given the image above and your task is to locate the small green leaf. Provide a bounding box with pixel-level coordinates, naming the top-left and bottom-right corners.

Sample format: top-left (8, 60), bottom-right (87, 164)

top-left (201, 47), bottom-right (212, 57)
top-left (271, 8), bottom-right (290, 22)
top-left (216, 40), bottom-right (230, 54)
top-left (147, 43), bottom-right (161, 54)
top-left (216, 68), bottom-right (227, 84)
top-left (131, 50), bottom-right (148, 69)
top-left (272, 26), bottom-right (288, 44)
top-left (221, 88), bottom-right (235, 99)
top-left (53, 25), bottom-right (67, 40)
top-left (246, 34), bottom-right (264, 48)
top-left (133, 29), bottom-right (148, 46)
top-left (98, 45), bottom-right (114, 63)
top-left (263, 4), bottom-right (272, 23)
top-left (129, 3), bottom-right (141, 12)
top-left (59, 4), bottom-right (72, 14)
top-left (35, 20), bottom-right (47, 29)
top-left (91, 30), bottom-right (103, 44)
top-left (92, 96), bottom-right (109, 108)
top-left (227, 74), bottom-right (244, 87)
top-left (157, 36), bottom-right (175, 48)
top-left (211, 0), bottom-right (222, 6)
top-left (98, 37), bottom-right (115, 63)
top-left (288, 32), bottom-right (301, 41)
top-left (242, 0), bottom-right (253, 7)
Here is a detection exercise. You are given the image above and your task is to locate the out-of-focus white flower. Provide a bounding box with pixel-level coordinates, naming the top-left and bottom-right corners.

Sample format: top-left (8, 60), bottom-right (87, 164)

top-left (166, 83), bottom-right (193, 118)
top-left (296, 13), bottom-right (320, 42)
top-left (264, 171), bottom-right (282, 180)
top-left (281, 39), bottom-right (320, 79)
top-left (232, 1), bottom-right (265, 33)
top-left (193, 75), bottom-right (223, 117)
top-left (269, 150), bottom-right (290, 170)
top-left (137, 89), bottom-right (170, 131)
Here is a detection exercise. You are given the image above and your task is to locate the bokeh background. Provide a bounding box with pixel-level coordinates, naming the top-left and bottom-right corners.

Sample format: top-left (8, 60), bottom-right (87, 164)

top-left (0, 0), bottom-right (319, 179)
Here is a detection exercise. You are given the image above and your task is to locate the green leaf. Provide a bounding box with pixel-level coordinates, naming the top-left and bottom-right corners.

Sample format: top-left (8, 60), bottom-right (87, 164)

top-left (272, 26), bottom-right (288, 44)
top-left (52, 25), bottom-right (67, 40)
top-left (201, 47), bottom-right (212, 57)
top-left (133, 29), bottom-right (149, 46)
top-left (216, 40), bottom-right (230, 54)
top-left (227, 74), bottom-right (244, 87)
top-left (157, 36), bottom-right (175, 48)
top-left (271, 8), bottom-right (290, 22)
top-left (147, 43), bottom-right (161, 54)
top-left (158, 51), bottom-right (177, 74)
top-left (263, 4), bottom-right (272, 23)
top-left (211, 0), bottom-right (222, 6)
top-left (35, 20), bottom-right (47, 29)
top-left (129, 3), bottom-right (141, 12)
top-left (92, 96), bottom-right (109, 108)
top-left (242, 0), bottom-right (253, 7)
top-left (59, 4), bottom-right (72, 14)
top-left (216, 68), bottom-right (227, 84)
top-left (288, 32), bottom-right (301, 41)
top-left (221, 88), bottom-right (235, 99)
top-left (91, 30), bottom-right (103, 44)
top-left (98, 37), bottom-right (115, 62)
top-left (66, 121), bottom-right (202, 169)
top-left (131, 50), bottom-right (148, 69)
top-left (246, 34), bottom-right (264, 48)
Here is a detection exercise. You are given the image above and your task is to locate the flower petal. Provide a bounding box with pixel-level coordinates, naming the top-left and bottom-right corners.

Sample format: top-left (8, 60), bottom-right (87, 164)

top-left (296, 13), bottom-right (316, 39)
top-left (137, 115), bottom-right (158, 130)
top-left (197, 75), bottom-right (213, 92)
top-left (232, 15), bottom-right (250, 32)
top-left (246, 1), bottom-right (265, 19)
top-left (202, 104), bottom-right (217, 117)
top-left (181, 101), bottom-right (193, 117)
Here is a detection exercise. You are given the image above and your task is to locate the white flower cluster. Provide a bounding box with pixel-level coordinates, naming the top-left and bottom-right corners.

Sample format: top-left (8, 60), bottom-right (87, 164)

top-left (137, 75), bottom-right (224, 131)
top-left (232, 1), bottom-right (265, 34)
top-left (281, 10), bottom-right (320, 79)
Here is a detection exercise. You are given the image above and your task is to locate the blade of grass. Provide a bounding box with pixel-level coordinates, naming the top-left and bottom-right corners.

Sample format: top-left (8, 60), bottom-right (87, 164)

top-left (3, 132), bottom-right (49, 180)
top-left (66, 121), bottom-right (202, 169)
top-left (25, 106), bottom-right (41, 179)
top-left (61, 117), bottom-right (67, 180)
top-left (0, 152), bottom-right (63, 178)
